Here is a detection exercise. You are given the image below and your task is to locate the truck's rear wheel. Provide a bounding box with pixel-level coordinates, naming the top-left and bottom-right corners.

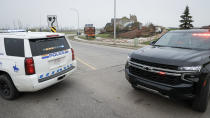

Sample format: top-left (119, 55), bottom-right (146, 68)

top-left (192, 78), bottom-right (210, 112)
top-left (0, 74), bottom-right (19, 100)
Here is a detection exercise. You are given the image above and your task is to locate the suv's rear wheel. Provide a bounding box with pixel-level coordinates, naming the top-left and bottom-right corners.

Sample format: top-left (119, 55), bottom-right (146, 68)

top-left (0, 74), bottom-right (19, 100)
top-left (192, 78), bottom-right (210, 112)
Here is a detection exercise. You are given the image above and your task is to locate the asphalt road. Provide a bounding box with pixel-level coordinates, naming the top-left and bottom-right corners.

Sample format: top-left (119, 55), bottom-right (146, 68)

top-left (0, 41), bottom-right (210, 118)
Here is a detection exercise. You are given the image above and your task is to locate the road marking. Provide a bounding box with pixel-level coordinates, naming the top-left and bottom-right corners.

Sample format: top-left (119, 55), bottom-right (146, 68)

top-left (76, 57), bottom-right (96, 70)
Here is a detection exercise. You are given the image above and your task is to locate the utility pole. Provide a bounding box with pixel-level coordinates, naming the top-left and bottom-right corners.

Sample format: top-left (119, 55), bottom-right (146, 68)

top-left (70, 8), bottom-right (80, 35)
top-left (114, 0), bottom-right (116, 43)
top-left (39, 13), bottom-right (42, 31)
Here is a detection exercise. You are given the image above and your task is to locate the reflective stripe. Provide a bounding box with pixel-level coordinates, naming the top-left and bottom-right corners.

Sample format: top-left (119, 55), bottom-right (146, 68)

top-left (38, 66), bottom-right (75, 83)
top-left (39, 64), bottom-right (73, 80)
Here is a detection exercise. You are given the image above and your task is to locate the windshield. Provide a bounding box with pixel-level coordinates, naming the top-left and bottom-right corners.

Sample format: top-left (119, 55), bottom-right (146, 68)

top-left (155, 32), bottom-right (210, 50)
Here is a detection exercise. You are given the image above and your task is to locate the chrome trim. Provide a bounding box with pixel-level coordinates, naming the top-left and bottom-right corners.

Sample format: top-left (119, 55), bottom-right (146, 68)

top-left (136, 85), bottom-right (170, 99)
top-left (181, 73), bottom-right (199, 82)
top-left (129, 62), bottom-right (181, 76)
top-left (128, 61), bottom-right (195, 73)
top-left (128, 61), bottom-right (196, 77)
top-left (181, 74), bottom-right (192, 82)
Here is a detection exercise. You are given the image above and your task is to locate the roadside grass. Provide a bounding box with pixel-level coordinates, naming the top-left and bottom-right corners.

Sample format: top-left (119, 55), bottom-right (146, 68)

top-left (68, 36), bottom-right (75, 40)
top-left (96, 33), bottom-right (111, 38)
top-left (58, 32), bottom-right (76, 35)
top-left (79, 36), bottom-right (95, 40)
top-left (167, 28), bottom-right (178, 31)
top-left (78, 36), bottom-right (86, 39)
top-left (141, 39), bottom-right (158, 45)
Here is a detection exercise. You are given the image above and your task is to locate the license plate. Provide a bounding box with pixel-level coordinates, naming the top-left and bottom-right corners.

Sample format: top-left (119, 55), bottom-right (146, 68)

top-left (53, 58), bottom-right (62, 64)
top-left (49, 57), bottom-right (64, 67)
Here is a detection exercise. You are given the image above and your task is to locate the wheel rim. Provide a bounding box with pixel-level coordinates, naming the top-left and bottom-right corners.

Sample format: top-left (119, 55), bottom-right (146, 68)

top-left (0, 80), bottom-right (11, 97)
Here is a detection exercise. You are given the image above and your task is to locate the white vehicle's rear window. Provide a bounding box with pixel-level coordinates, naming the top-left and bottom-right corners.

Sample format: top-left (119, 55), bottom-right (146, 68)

top-left (29, 36), bottom-right (70, 56)
top-left (4, 38), bottom-right (25, 57)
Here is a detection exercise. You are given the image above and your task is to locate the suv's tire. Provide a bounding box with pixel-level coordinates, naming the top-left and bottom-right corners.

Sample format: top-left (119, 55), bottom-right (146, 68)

top-left (192, 79), bottom-right (210, 112)
top-left (0, 74), bottom-right (19, 100)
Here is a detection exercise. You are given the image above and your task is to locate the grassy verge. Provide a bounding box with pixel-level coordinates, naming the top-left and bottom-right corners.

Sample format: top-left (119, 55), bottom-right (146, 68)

top-left (141, 39), bottom-right (158, 45)
top-left (79, 36), bottom-right (95, 40)
top-left (68, 36), bottom-right (75, 40)
top-left (167, 29), bottom-right (178, 31)
top-left (96, 33), bottom-right (111, 38)
top-left (58, 32), bottom-right (76, 35)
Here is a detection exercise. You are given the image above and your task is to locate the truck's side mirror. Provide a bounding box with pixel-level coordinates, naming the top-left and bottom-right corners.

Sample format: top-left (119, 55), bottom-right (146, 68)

top-left (150, 41), bottom-right (157, 45)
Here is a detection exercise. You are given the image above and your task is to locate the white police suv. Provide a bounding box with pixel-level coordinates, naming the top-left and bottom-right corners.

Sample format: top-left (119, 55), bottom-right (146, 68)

top-left (0, 32), bottom-right (77, 100)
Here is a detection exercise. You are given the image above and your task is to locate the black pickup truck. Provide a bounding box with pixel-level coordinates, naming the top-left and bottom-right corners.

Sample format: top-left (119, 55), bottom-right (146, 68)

top-left (125, 29), bottom-right (210, 112)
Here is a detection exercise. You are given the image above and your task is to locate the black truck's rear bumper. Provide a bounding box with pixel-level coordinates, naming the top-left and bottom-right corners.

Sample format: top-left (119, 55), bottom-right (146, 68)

top-left (125, 68), bottom-right (195, 99)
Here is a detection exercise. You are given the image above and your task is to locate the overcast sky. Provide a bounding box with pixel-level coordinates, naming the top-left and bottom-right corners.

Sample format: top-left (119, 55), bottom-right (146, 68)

top-left (0, 0), bottom-right (209, 29)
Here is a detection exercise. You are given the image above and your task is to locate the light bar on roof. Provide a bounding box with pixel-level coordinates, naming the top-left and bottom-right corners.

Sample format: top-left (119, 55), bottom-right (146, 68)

top-left (0, 29), bottom-right (26, 33)
top-left (7, 29), bottom-right (26, 32)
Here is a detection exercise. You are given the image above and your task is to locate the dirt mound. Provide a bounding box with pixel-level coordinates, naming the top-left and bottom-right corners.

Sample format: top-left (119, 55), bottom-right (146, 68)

top-left (118, 27), bottom-right (156, 39)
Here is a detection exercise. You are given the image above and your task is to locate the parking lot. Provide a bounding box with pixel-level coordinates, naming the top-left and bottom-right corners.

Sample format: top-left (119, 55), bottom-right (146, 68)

top-left (0, 40), bottom-right (209, 118)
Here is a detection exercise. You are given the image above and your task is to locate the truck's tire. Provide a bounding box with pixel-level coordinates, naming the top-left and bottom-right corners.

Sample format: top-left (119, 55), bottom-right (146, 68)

top-left (192, 78), bottom-right (210, 112)
top-left (0, 74), bottom-right (19, 100)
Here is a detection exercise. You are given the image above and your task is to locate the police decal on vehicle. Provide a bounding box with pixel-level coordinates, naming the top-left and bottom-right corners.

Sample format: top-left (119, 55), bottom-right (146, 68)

top-left (41, 49), bottom-right (70, 59)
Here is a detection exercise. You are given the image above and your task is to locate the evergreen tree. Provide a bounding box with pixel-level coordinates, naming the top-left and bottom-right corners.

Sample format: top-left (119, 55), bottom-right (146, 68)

top-left (179, 6), bottom-right (194, 29)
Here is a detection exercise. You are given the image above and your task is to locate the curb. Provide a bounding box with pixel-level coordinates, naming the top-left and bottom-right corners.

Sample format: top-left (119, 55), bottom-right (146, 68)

top-left (68, 37), bottom-right (146, 50)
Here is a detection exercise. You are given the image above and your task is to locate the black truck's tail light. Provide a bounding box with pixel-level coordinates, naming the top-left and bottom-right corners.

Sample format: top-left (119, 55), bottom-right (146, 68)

top-left (25, 58), bottom-right (35, 75)
top-left (71, 48), bottom-right (75, 60)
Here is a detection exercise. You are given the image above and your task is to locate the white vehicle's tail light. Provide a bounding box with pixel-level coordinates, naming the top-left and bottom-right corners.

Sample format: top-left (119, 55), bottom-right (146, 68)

top-left (71, 48), bottom-right (75, 60)
top-left (25, 58), bottom-right (35, 75)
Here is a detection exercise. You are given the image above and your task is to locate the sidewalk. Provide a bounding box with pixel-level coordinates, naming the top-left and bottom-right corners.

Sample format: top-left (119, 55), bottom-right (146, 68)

top-left (70, 36), bottom-right (147, 49)
top-left (68, 30), bottom-right (167, 49)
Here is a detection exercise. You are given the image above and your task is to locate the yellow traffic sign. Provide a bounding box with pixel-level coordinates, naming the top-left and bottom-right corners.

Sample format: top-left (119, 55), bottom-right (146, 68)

top-left (47, 15), bottom-right (58, 32)
top-left (51, 27), bottom-right (56, 32)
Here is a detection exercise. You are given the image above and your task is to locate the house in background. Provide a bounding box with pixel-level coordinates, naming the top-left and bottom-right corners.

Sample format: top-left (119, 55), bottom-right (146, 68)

top-left (104, 15), bottom-right (142, 32)
top-left (202, 25), bottom-right (210, 29)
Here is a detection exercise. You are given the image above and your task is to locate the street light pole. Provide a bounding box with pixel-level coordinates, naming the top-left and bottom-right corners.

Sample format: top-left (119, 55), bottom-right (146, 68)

top-left (114, 0), bottom-right (116, 42)
top-left (70, 8), bottom-right (80, 35)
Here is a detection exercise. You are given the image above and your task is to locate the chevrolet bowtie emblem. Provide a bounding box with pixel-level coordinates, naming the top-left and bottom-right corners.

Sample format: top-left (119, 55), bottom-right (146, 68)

top-left (142, 66), bottom-right (152, 71)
